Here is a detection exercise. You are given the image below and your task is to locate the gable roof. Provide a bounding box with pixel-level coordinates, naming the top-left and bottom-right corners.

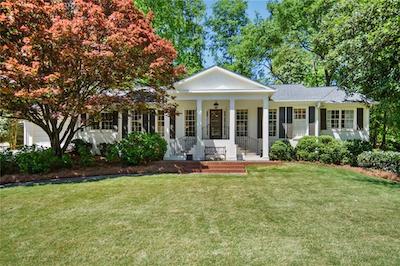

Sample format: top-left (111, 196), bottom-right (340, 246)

top-left (174, 66), bottom-right (275, 93)
top-left (270, 84), bottom-right (370, 103)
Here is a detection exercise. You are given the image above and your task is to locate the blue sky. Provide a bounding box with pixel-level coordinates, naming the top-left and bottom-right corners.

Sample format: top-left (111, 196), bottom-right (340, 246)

top-left (203, 0), bottom-right (270, 67)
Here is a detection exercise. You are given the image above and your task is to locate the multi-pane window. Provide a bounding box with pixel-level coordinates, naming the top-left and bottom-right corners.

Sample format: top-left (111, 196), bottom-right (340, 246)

top-left (131, 111), bottom-right (142, 132)
top-left (157, 111), bottom-right (164, 137)
top-left (90, 112), bottom-right (113, 130)
top-left (184, 110), bottom-right (196, 137)
top-left (294, 108), bottom-right (306, 119)
top-left (327, 110), bottom-right (340, 129)
top-left (269, 109), bottom-right (277, 136)
top-left (236, 109), bottom-right (248, 137)
top-left (341, 110), bottom-right (354, 129)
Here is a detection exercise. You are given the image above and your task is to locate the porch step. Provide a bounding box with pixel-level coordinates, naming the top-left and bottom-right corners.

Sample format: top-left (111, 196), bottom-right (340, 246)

top-left (179, 161), bottom-right (247, 174)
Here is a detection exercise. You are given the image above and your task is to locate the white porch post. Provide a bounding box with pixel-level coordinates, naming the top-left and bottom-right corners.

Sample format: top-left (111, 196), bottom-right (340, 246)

top-left (262, 97), bottom-right (270, 160)
top-left (164, 113), bottom-right (170, 158)
top-left (164, 113), bottom-right (170, 141)
top-left (315, 103), bottom-right (320, 136)
top-left (196, 99), bottom-right (203, 146)
top-left (229, 97), bottom-right (235, 144)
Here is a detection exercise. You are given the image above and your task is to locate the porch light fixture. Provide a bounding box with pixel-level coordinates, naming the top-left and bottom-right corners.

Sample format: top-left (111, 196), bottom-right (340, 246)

top-left (213, 101), bottom-right (219, 109)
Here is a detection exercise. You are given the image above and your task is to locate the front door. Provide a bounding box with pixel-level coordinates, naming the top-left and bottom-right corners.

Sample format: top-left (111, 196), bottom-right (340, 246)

top-left (209, 109), bottom-right (223, 139)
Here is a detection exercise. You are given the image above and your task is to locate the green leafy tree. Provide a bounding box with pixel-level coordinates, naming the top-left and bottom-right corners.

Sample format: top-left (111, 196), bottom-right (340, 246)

top-left (229, 0), bottom-right (335, 85)
top-left (206, 0), bottom-right (249, 67)
top-left (136, 0), bottom-right (206, 74)
top-left (317, 0), bottom-right (400, 148)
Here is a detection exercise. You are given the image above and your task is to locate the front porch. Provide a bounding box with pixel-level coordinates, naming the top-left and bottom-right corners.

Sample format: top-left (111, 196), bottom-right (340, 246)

top-left (165, 97), bottom-right (271, 161)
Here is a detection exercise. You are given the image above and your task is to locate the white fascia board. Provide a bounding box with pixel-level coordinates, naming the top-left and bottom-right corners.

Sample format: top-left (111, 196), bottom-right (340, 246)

top-left (174, 66), bottom-right (275, 92)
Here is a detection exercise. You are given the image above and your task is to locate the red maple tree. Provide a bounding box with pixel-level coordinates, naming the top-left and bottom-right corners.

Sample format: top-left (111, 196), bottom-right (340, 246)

top-left (0, 0), bottom-right (183, 156)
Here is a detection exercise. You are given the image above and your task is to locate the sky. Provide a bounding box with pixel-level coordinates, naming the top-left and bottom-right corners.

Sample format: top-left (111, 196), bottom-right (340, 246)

top-left (203, 0), bottom-right (270, 67)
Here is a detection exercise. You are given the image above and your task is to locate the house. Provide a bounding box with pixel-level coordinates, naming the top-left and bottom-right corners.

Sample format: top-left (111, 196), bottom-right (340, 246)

top-left (23, 66), bottom-right (371, 161)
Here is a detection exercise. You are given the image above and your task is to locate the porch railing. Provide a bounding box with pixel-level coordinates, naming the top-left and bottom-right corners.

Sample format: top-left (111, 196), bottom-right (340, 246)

top-left (235, 136), bottom-right (261, 155)
top-left (169, 136), bottom-right (196, 155)
top-left (202, 125), bottom-right (229, 140)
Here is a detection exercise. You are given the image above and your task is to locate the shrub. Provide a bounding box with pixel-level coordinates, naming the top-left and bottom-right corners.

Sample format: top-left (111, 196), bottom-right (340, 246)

top-left (357, 151), bottom-right (400, 174)
top-left (71, 139), bottom-right (94, 166)
top-left (344, 140), bottom-right (373, 166)
top-left (115, 132), bottom-right (167, 165)
top-left (295, 136), bottom-right (320, 161)
top-left (0, 149), bottom-right (17, 176)
top-left (71, 139), bottom-right (92, 155)
top-left (270, 140), bottom-right (294, 161)
top-left (319, 140), bottom-right (348, 165)
top-left (99, 142), bottom-right (119, 162)
top-left (295, 135), bottom-right (347, 165)
top-left (14, 145), bottom-right (72, 174)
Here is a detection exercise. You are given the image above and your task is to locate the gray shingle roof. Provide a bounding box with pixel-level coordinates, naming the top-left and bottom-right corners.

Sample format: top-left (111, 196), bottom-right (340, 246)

top-left (270, 84), bottom-right (370, 103)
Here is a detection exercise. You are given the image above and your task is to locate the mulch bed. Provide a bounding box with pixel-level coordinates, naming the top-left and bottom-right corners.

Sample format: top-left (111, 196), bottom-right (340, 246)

top-left (1, 160), bottom-right (397, 185)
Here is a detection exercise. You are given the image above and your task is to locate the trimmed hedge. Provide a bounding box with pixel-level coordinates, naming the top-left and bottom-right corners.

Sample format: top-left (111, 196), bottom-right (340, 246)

top-left (114, 132), bottom-right (167, 165)
top-left (270, 140), bottom-right (294, 161)
top-left (295, 136), bottom-right (351, 165)
top-left (357, 151), bottom-right (400, 175)
top-left (344, 140), bottom-right (373, 166)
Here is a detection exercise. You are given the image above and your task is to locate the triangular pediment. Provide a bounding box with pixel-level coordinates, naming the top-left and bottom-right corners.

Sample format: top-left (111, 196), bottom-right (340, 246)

top-left (174, 66), bottom-right (275, 93)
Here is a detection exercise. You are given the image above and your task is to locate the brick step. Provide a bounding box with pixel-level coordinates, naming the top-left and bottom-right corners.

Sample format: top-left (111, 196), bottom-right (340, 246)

top-left (200, 169), bottom-right (246, 173)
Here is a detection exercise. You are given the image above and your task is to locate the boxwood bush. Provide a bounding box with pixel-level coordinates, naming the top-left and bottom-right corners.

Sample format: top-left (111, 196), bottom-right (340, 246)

top-left (270, 140), bottom-right (294, 161)
top-left (344, 140), bottom-right (373, 166)
top-left (357, 151), bottom-right (400, 175)
top-left (295, 136), bottom-right (320, 161)
top-left (115, 132), bottom-right (167, 165)
top-left (0, 149), bottom-right (17, 176)
top-left (295, 135), bottom-right (348, 165)
top-left (14, 146), bottom-right (72, 174)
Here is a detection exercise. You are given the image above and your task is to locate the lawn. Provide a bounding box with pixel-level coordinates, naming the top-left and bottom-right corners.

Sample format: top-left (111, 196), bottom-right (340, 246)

top-left (1, 163), bottom-right (399, 265)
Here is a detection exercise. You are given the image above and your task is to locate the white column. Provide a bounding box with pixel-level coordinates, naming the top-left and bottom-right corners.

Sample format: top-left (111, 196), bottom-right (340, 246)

top-left (229, 97), bottom-right (235, 144)
top-left (262, 97), bottom-right (269, 160)
top-left (306, 107), bottom-right (309, 135)
top-left (315, 104), bottom-right (320, 137)
top-left (117, 112), bottom-right (123, 140)
top-left (196, 99), bottom-right (202, 143)
top-left (164, 113), bottom-right (170, 140)
top-left (164, 113), bottom-right (170, 158)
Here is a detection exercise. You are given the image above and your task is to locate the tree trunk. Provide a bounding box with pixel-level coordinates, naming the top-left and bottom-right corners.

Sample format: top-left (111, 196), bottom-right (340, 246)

top-left (324, 69), bottom-right (332, 86)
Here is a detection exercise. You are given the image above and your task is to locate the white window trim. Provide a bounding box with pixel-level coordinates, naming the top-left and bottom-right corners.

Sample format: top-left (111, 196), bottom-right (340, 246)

top-left (88, 112), bottom-right (115, 132)
top-left (325, 108), bottom-right (356, 131)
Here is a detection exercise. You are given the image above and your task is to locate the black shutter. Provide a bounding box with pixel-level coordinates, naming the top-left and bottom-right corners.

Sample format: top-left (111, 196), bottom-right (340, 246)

top-left (286, 107), bottom-right (293, 124)
top-left (341, 110), bottom-right (345, 129)
top-left (309, 106), bottom-right (315, 123)
top-left (112, 111), bottom-right (118, 131)
top-left (142, 111), bottom-right (148, 132)
top-left (357, 108), bottom-right (364, 130)
top-left (257, 107), bottom-right (263, 139)
top-left (170, 115), bottom-right (176, 139)
top-left (279, 107), bottom-right (286, 138)
top-left (122, 110), bottom-right (128, 138)
top-left (80, 113), bottom-right (87, 131)
top-left (149, 110), bottom-right (156, 133)
top-left (320, 108), bottom-right (327, 130)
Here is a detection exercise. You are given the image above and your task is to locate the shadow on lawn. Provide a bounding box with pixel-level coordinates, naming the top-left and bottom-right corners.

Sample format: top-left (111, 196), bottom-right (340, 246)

top-left (0, 173), bottom-right (148, 189)
top-left (352, 176), bottom-right (400, 189)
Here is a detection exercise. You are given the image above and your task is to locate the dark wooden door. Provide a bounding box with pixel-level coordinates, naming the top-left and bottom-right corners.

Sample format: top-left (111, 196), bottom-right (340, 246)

top-left (210, 109), bottom-right (223, 139)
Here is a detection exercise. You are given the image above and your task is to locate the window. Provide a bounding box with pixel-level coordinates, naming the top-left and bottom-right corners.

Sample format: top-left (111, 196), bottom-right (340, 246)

top-left (184, 110), bottom-right (196, 137)
top-left (327, 110), bottom-right (340, 129)
top-left (236, 109), bottom-right (248, 137)
top-left (157, 111), bottom-right (164, 137)
top-left (341, 110), bottom-right (354, 129)
top-left (131, 111), bottom-right (142, 132)
top-left (90, 112), bottom-right (113, 130)
top-left (294, 108), bottom-right (306, 119)
top-left (269, 109), bottom-right (277, 136)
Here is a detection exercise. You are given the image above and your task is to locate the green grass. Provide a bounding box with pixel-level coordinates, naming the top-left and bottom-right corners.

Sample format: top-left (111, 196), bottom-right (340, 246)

top-left (1, 163), bottom-right (399, 265)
